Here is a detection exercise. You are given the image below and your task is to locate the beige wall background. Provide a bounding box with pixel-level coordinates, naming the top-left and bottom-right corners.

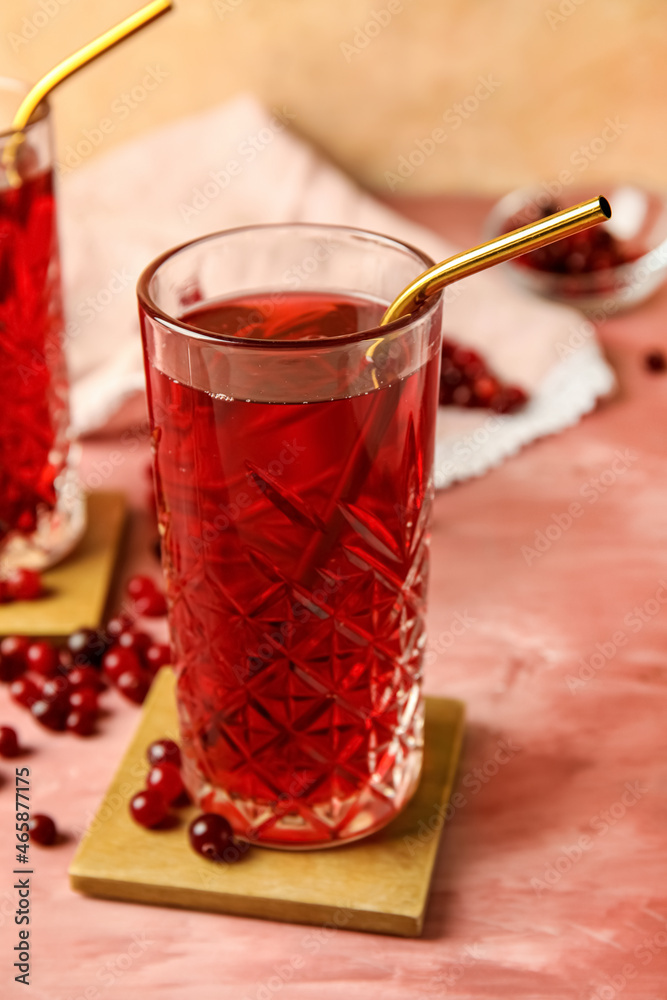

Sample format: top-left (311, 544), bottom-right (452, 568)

top-left (1, 0), bottom-right (665, 196)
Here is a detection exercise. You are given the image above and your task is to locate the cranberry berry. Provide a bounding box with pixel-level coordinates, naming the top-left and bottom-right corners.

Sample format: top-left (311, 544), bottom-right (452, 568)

top-left (188, 813), bottom-right (241, 863)
top-left (26, 640), bottom-right (59, 677)
top-left (147, 762), bottom-right (185, 804)
top-left (0, 725), bottom-right (20, 757)
top-left (29, 813), bottom-right (57, 845)
top-left (68, 688), bottom-right (98, 714)
top-left (147, 738), bottom-right (181, 768)
top-left (10, 676), bottom-right (41, 708)
top-left (65, 709), bottom-right (96, 736)
top-left (66, 665), bottom-right (105, 692)
top-left (645, 349), bottom-right (666, 373)
top-left (6, 568), bottom-right (42, 601)
top-left (145, 643), bottom-right (171, 675)
top-left (31, 698), bottom-right (66, 731)
top-left (134, 591), bottom-right (168, 617)
top-left (102, 646), bottom-right (143, 682)
top-left (116, 669), bottom-right (150, 705)
top-left (129, 789), bottom-right (168, 828)
top-left (0, 635), bottom-right (29, 681)
top-left (126, 575), bottom-right (157, 601)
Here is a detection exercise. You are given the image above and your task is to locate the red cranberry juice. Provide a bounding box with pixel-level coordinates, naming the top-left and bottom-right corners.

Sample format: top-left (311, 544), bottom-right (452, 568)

top-left (145, 291), bottom-right (439, 846)
top-left (0, 168), bottom-right (67, 543)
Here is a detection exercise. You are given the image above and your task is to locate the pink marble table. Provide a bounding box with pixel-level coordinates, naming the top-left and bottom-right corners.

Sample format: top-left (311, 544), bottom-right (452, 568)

top-left (2, 196), bottom-right (667, 1000)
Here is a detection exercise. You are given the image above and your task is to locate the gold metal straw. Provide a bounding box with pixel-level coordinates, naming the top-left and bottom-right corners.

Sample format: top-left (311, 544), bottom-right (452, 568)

top-left (380, 195), bottom-right (611, 325)
top-left (4, 0), bottom-right (172, 184)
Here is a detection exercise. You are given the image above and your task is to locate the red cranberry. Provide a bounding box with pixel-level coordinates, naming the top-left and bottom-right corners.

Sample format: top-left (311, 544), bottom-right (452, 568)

top-left (26, 640), bottom-right (59, 677)
top-left (31, 698), bottom-right (66, 731)
top-left (6, 568), bottom-right (42, 601)
top-left (134, 591), bottom-right (168, 617)
top-left (117, 630), bottom-right (151, 657)
top-left (66, 709), bottom-right (96, 736)
top-left (29, 813), bottom-right (57, 845)
top-left (66, 665), bottom-right (105, 692)
top-left (0, 635), bottom-right (29, 681)
top-left (0, 725), bottom-right (19, 757)
top-left (116, 669), bottom-right (150, 705)
top-left (147, 738), bottom-right (181, 768)
top-left (106, 613), bottom-right (134, 638)
top-left (147, 762), bottom-right (185, 804)
top-left (0, 580), bottom-right (11, 604)
top-left (41, 675), bottom-right (71, 702)
top-left (68, 688), bottom-right (98, 714)
top-left (645, 350), bottom-right (666, 372)
top-left (67, 628), bottom-right (108, 668)
top-left (129, 789), bottom-right (168, 828)
top-left (188, 813), bottom-right (240, 862)
top-left (10, 676), bottom-right (41, 708)
top-left (102, 646), bottom-right (142, 681)
top-left (145, 643), bottom-right (171, 675)
top-left (126, 575), bottom-right (157, 601)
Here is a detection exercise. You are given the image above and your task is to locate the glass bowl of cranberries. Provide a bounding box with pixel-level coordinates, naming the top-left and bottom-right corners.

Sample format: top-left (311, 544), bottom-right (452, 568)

top-left (486, 185), bottom-right (667, 314)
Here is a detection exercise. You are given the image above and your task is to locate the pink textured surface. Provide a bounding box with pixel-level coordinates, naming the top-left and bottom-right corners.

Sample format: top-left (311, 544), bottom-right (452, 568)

top-left (2, 196), bottom-right (667, 999)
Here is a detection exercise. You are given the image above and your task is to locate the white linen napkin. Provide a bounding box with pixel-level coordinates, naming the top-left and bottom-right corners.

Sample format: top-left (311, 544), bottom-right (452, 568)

top-left (58, 93), bottom-right (614, 488)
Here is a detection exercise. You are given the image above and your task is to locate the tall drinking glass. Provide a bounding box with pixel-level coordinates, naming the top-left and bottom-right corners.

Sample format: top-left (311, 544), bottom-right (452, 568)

top-left (0, 79), bottom-right (85, 570)
top-left (138, 224), bottom-right (442, 848)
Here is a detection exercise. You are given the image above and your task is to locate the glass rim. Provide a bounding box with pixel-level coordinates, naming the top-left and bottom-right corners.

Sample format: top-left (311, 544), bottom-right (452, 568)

top-left (136, 222), bottom-right (441, 351)
top-left (0, 77), bottom-right (50, 139)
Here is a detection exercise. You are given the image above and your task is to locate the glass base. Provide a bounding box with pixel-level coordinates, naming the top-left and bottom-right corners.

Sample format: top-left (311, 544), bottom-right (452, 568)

top-left (0, 464), bottom-right (86, 572)
top-left (183, 716), bottom-right (424, 850)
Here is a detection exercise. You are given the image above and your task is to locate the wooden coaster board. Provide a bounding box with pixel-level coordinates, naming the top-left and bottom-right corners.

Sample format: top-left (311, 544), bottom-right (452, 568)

top-left (0, 492), bottom-right (126, 638)
top-left (70, 668), bottom-right (465, 937)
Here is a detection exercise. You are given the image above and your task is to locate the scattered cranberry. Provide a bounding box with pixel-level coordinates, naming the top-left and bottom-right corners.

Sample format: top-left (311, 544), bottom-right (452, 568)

top-left (68, 688), bottom-right (98, 714)
top-left (0, 635), bottom-right (29, 681)
top-left (116, 669), bottom-right (149, 705)
top-left (67, 628), bottom-right (109, 668)
top-left (102, 646), bottom-right (142, 682)
top-left (6, 568), bottom-right (42, 601)
top-left (41, 675), bottom-right (71, 701)
top-left (147, 738), bottom-right (181, 768)
top-left (65, 709), bottom-right (96, 736)
top-left (28, 813), bottom-right (57, 845)
top-left (645, 350), bottom-right (666, 372)
top-left (66, 665), bottom-right (105, 692)
top-left (134, 591), bottom-right (168, 617)
top-left (106, 613), bottom-right (135, 639)
top-left (126, 575), bottom-right (157, 602)
top-left (129, 789), bottom-right (168, 828)
top-left (0, 580), bottom-right (10, 604)
top-left (145, 643), bottom-right (171, 675)
top-left (117, 630), bottom-right (151, 657)
top-left (10, 676), bottom-right (41, 708)
top-left (26, 640), bottom-right (59, 677)
top-left (439, 338), bottom-right (528, 414)
top-left (188, 813), bottom-right (239, 863)
top-left (0, 725), bottom-right (19, 757)
top-left (147, 761), bottom-right (185, 804)
top-left (31, 698), bottom-right (66, 731)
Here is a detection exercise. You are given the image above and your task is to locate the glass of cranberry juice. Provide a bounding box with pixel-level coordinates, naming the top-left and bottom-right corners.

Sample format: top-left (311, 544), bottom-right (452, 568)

top-left (138, 224), bottom-right (443, 848)
top-left (0, 79), bottom-right (85, 570)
